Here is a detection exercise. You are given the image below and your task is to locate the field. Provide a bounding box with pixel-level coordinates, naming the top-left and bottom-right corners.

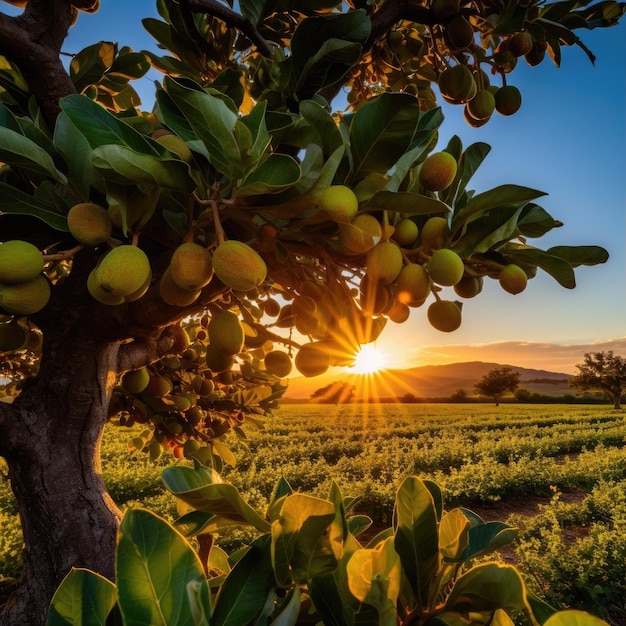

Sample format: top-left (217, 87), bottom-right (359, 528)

top-left (1, 403), bottom-right (625, 623)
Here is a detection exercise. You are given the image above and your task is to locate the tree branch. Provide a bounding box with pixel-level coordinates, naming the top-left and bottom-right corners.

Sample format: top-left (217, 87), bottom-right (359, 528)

top-left (0, 1), bottom-right (76, 127)
top-left (180, 0), bottom-right (274, 58)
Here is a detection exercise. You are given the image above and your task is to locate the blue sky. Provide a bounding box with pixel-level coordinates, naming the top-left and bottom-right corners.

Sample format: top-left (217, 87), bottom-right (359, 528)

top-left (3, 1), bottom-right (624, 372)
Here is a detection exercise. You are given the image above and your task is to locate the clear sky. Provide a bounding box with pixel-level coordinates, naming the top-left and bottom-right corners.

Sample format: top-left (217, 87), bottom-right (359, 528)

top-left (3, 1), bottom-right (624, 373)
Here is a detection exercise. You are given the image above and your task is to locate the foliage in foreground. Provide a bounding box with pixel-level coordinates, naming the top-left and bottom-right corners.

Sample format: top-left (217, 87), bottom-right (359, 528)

top-left (47, 464), bottom-right (609, 626)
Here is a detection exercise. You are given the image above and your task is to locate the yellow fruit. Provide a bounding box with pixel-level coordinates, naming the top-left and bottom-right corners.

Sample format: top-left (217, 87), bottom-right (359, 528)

top-left (420, 216), bottom-right (448, 249)
top-left (212, 240), bottom-right (267, 292)
top-left (427, 300), bottom-right (462, 332)
top-left (366, 241), bottom-right (403, 284)
top-left (146, 375), bottom-right (173, 397)
top-left (156, 134), bottom-right (193, 162)
top-left (159, 268), bottom-right (201, 307)
top-left (0, 240), bottom-right (44, 284)
top-left (123, 272), bottom-right (151, 302)
top-left (317, 185), bottom-right (359, 223)
top-left (121, 367), bottom-right (150, 394)
top-left (339, 214), bottom-right (382, 254)
top-left (94, 245), bottom-right (151, 298)
top-left (264, 350), bottom-right (293, 377)
top-left (88, 268), bottom-right (124, 305)
top-left (169, 242), bottom-right (213, 291)
top-left (0, 275), bottom-right (51, 315)
top-left (205, 345), bottom-right (234, 373)
top-left (386, 300), bottom-right (410, 324)
top-left (499, 264), bottom-right (528, 294)
top-left (454, 275), bottom-right (483, 298)
top-left (395, 263), bottom-right (431, 304)
top-left (427, 249), bottom-right (464, 286)
top-left (419, 152), bottom-right (457, 192)
top-left (67, 202), bottom-right (113, 246)
top-left (392, 219), bottom-right (419, 246)
top-left (208, 310), bottom-right (245, 356)
top-left (295, 341), bottom-right (332, 377)
top-left (0, 321), bottom-right (27, 352)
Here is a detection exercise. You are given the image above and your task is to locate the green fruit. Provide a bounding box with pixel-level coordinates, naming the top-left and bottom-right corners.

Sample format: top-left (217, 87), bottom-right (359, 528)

top-left (67, 203), bottom-right (113, 247)
top-left (94, 245), bottom-right (151, 298)
top-left (205, 344), bottom-right (234, 373)
top-left (0, 275), bottom-right (51, 315)
top-left (169, 242), bottom-right (213, 291)
top-left (445, 16), bottom-right (474, 51)
top-left (159, 268), bottom-right (201, 307)
top-left (454, 275), bottom-right (483, 298)
top-left (386, 300), bottom-right (410, 323)
top-left (466, 89), bottom-right (496, 121)
top-left (395, 263), bottom-right (431, 304)
top-left (208, 310), bottom-right (245, 356)
top-left (427, 300), bottom-right (462, 332)
top-left (146, 375), bottom-right (173, 397)
top-left (0, 321), bottom-right (27, 352)
top-left (212, 240), bottom-right (267, 292)
top-left (524, 40), bottom-right (547, 67)
top-left (392, 219), bottom-right (419, 246)
top-left (295, 342), bottom-right (332, 377)
top-left (427, 249), bottom-right (464, 286)
top-left (0, 240), bottom-right (44, 284)
top-left (366, 241), bottom-right (403, 284)
top-left (464, 105), bottom-right (489, 128)
top-left (156, 134), bottom-right (193, 163)
top-left (264, 350), bottom-right (293, 377)
top-left (317, 185), bottom-right (359, 223)
top-left (499, 264), bottom-right (528, 294)
top-left (438, 64), bottom-right (476, 104)
top-left (419, 152), bottom-right (457, 192)
top-left (340, 214), bottom-right (382, 254)
top-left (421, 216), bottom-right (448, 249)
top-left (88, 268), bottom-right (124, 305)
top-left (121, 367), bottom-right (150, 394)
top-left (494, 85), bottom-right (522, 116)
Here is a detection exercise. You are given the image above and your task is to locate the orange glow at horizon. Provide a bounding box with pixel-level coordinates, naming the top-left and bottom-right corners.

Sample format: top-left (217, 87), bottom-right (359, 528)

top-left (350, 344), bottom-right (389, 374)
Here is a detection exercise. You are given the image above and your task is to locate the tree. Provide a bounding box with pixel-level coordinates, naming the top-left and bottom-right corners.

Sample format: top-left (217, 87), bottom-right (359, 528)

top-left (475, 367), bottom-right (521, 405)
top-left (569, 351), bottom-right (626, 409)
top-left (0, 0), bottom-right (622, 622)
top-left (310, 381), bottom-right (356, 404)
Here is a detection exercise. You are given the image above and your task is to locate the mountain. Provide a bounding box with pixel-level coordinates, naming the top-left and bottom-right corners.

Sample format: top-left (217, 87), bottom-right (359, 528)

top-left (283, 361), bottom-right (572, 401)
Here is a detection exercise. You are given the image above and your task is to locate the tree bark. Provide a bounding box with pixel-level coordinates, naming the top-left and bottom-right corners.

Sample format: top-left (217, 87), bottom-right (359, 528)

top-left (0, 325), bottom-right (121, 626)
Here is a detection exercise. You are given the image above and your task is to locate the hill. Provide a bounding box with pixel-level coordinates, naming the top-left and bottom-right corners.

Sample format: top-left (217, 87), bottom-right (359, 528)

top-left (283, 361), bottom-right (572, 401)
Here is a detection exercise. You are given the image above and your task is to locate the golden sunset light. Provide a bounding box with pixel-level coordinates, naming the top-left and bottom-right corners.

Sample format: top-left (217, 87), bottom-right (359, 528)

top-left (350, 344), bottom-right (388, 374)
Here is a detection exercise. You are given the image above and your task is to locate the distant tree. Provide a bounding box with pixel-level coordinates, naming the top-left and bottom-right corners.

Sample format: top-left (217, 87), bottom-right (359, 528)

top-left (310, 382), bottom-right (355, 404)
top-left (401, 393), bottom-right (419, 404)
top-left (450, 389), bottom-right (468, 402)
top-left (569, 351), bottom-right (626, 409)
top-left (475, 367), bottom-right (520, 405)
top-left (515, 387), bottom-right (532, 402)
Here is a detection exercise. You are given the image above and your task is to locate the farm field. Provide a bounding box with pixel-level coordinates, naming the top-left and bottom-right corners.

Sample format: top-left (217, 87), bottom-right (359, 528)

top-left (1, 403), bottom-right (625, 623)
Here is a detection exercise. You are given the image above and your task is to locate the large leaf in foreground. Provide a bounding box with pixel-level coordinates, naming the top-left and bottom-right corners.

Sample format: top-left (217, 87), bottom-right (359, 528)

top-left (116, 508), bottom-right (211, 626)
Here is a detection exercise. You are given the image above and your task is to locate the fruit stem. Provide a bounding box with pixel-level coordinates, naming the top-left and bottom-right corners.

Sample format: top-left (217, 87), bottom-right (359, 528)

top-left (43, 244), bottom-right (85, 262)
top-left (211, 200), bottom-right (227, 246)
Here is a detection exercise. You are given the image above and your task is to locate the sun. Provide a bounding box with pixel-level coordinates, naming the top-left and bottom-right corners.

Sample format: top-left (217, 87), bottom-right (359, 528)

top-left (351, 344), bottom-right (388, 374)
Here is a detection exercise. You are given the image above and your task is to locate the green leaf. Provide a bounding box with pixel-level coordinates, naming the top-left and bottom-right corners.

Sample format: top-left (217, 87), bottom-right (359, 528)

top-left (239, 0), bottom-right (269, 26)
top-left (346, 536), bottom-right (401, 625)
top-left (349, 93), bottom-right (422, 180)
top-left (0, 127), bottom-right (67, 183)
top-left (516, 204), bottom-right (559, 238)
top-left (116, 508), bottom-right (211, 626)
top-left (368, 190), bottom-right (449, 216)
top-left (238, 99), bottom-right (271, 169)
top-left (162, 465), bottom-right (271, 533)
top-left (440, 142), bottom-right (490, 207)
top-left (458, 520), bottom-right (518, 562)
top-left (439, 509), bottom-right (469, 562)
top-left (211, 535), bottom-right (275, 626)
top-left (444, 563), bottom-right (530, 614)
top-left (70, 42), bottom-right (115, 94)
top-left (163, 76), bottom-right (243, 178)
top-left (46, 568), bottom-right (116, 626)
top-left (452, 185), bottom-right (546, 233)
top-left (393, 476), bottom-right (440, 607)
top-left (544, 611), bottom-right (610, 626)
top-left (270, 586), bottom-right (301, 626)
top-left (271, 493), bottom-right (338, 585)
top-left (300, 99), bottom-right (344, 159)
top-left (503, 243), bottom-right (576, 288)
top-left (234, 154), bottom-right (301, 198)
top-left (0, 182), bottom-right (69, 231)
top-left (546, 245), bottom-right (609, 267)
top-left (91, 144), bottom-right (196, 191)
top-left (308, 574), bottom-right (353, 626)
top-left (107, 50), bottom-right (151, 81)
top-left (59, 95), bottom-right (159, 155)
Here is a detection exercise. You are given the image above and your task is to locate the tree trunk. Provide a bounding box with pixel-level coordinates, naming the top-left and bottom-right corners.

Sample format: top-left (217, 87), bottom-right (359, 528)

top-left (0, 330), bottom-right (121, 626)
